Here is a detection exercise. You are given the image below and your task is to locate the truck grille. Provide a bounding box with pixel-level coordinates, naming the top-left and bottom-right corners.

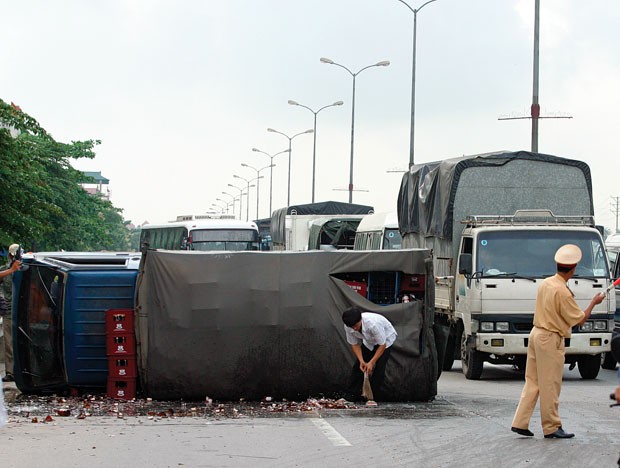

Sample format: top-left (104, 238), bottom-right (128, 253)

top-left (514, 322), bottom-right (533, 332)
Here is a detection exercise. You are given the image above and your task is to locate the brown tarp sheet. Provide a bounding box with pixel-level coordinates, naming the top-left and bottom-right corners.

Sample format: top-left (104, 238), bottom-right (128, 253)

top-left (135, 249), bottom-right (437, 401)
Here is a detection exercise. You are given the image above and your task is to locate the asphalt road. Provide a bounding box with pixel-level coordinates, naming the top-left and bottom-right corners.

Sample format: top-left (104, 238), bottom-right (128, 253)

top-left (2, 361), bottom-right (619, 468)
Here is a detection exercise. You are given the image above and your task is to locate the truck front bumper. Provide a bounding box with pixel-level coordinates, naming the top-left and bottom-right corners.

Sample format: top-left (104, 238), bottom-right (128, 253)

top-left (475, 332), bottom-right (611, 355)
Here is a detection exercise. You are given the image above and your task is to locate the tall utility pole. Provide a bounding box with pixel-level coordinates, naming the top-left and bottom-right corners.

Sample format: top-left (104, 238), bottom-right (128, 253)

top-left (498, 0), bottom-right (571, 149)
top-left (611, 196), bottom-right (620, 232)
top-left (531, 0), bottom-right (540, 152)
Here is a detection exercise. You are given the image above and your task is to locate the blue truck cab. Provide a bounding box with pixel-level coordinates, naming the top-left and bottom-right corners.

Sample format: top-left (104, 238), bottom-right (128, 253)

top-left (12, 252), bottom-right (140, 394)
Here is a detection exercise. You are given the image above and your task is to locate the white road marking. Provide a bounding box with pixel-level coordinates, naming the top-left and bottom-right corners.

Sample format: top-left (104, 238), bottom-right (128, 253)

top-left (311, 418), bottom-right (352, 446)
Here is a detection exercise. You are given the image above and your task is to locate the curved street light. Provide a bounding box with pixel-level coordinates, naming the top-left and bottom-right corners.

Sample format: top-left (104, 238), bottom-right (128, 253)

top-left (241, 162), bottom-right (274, 219)
top-left (320, 57), bottom-right (390, 203)
top-left (210, 202), bottom-right (226, 214)
top-left (215, 198), bottom-right (231, 215)
top-left (396, 0), bottom-right (439, 168)
top-left (251, 147), bottom-right (290, 215)
top-left (227, 183), bottom-right (245, 220)
top-left (220, 191), bottom-right (238, 218)
top-left (288, 100), bottom-right (343, 203)
top-left (266, 127), bottom-right (313, 206)
top-left (233, 174), bottom-right (260, 221)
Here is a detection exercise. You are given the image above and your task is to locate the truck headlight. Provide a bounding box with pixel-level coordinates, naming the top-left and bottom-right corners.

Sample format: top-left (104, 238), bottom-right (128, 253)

top-left (580, 321), bottom-right (593, 332)
top-left (496, 322), bottom-right (509, 332)
top-left (480, 322), bottom-right (494, 332)
top-left (593, 320), bottom-right (607, 331)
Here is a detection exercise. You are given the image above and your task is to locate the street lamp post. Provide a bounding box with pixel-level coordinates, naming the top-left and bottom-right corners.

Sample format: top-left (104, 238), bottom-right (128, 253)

top-left (320, 57), bottom-right (390, 203)
top-left (210, 202), bottom-right (226, 214)
top-left (266, 127), bottom-right (313, 206)
top-left (287, 100), bottom-right (343, 203)
top-left (251, 148), bottom-right (290, 215)
top-left (241, 162), bottom-right (274, 219)
top-left (215, 198), bottom-right (230, 215)
top-left (397, 0), bottom-right (438, 168)
top-left (227, 183), bottom-right (244, 220)
top-left (233, 174), bottom-right (260, 221)
top-left (221, 191), bottom-right (237, 218)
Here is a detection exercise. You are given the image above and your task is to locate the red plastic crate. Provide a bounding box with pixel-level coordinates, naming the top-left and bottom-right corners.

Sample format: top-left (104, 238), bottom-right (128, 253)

top-left (344, 280), bottom-right (367, 298)
top-left (108, 356), bottom-right (137, 378)
top-left (105, 309), bottom-right (135, 334)
top-left (106, 333), bottom-right (136, 356)
top-left (106, 377), bottom-right (136, 400)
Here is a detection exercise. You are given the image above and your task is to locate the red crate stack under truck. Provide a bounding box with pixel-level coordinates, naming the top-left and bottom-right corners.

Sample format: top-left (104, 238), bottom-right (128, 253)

top-left (106, 309), bottom-right (137, 399)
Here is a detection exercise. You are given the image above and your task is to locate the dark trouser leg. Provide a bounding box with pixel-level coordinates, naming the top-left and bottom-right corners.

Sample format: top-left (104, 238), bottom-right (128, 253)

top-left (366, 345), bottom-right (392, 401)
top-left (345, 345), bottom-right (393, 401)
top-left (346, 356), bottom-right (364, 400)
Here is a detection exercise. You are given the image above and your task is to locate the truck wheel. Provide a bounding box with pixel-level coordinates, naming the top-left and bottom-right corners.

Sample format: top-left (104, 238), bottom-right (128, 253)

top-left (442, 334), bottom-right (456, 371)
top-left (577, 354), bottom-right (601, 379)
top-left (513, 355), bottom-right (527, 372)
top-left (601, 352), bottom-right (618, 370)
top-left (461, 334), bottom-right (484, 380)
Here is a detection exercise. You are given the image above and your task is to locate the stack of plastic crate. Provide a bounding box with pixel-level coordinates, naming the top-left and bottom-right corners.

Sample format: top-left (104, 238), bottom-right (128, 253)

top-left (105, 309), bottom-right (137, 400)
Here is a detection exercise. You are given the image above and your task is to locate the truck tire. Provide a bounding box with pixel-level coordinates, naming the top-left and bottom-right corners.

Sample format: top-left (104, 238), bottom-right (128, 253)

top-left (577, 354), bottom-right (601, 379)
top-left (513, 355), bottom-right (527, 372)
top-left (442, 334), bottom-right (456, 371)
top-left (461, 334), bottom-right (484, 380)
top-left (601, 352), bottom-right (617, 370)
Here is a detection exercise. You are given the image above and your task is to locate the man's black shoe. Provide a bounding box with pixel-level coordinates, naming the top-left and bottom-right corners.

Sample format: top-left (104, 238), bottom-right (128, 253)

top-left (511, 426), bottom-right (534, 437)
top-left (2, 374), bottom-right (14, 382)
top-left (544, 427), bottom-right (575, 439)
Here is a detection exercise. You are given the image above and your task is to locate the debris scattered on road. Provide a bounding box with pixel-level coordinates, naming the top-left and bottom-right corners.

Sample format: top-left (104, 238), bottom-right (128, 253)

top-left (6, 393), bottom-right (363, 422)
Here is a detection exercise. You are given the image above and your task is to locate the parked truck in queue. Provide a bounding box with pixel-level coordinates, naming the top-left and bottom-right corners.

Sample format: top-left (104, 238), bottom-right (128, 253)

top-left (397, 151), bottom-right (615, 380)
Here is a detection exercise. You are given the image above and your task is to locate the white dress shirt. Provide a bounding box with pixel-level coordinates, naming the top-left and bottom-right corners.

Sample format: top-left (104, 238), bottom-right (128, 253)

top-left (344, 312), bottom-right (397, 350)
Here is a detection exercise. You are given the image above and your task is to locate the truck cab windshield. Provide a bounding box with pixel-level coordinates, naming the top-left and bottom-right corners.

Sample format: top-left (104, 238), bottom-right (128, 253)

top-left (476, 230), bottom-right (608, 278)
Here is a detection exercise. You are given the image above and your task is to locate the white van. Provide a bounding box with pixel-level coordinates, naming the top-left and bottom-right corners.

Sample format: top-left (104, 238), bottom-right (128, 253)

top-left (353, 212), bottom-right (402, 250)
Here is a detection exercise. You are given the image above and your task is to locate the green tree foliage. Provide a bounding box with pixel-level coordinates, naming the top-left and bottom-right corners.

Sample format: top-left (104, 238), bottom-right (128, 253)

top-left (0, 99), bottom-right (130, 251)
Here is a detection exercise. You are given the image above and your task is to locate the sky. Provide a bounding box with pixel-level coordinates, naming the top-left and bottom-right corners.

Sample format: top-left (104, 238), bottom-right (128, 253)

top-left (1, 0), bottom-right (619, 231)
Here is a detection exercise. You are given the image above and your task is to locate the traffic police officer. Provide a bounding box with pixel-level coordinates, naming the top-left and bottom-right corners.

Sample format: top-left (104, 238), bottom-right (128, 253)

top-left (511, 244), bottom-right (605, 438)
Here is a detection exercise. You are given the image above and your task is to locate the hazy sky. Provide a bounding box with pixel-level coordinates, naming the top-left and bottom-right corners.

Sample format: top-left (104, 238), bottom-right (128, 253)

top-left (2, 1), bottom-right (619, 230)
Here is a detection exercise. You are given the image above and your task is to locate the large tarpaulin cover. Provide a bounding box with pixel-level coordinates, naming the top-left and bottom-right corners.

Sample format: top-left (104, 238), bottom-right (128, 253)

top-left (135, 248), bottom-right (437, 401)
top-left (397, 151), bottom-right (593, 241)
top-left (271, 201), bottom-right (374, 244)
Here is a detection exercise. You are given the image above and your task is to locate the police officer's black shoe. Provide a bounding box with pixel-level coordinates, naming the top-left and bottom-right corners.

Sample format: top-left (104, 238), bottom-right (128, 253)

top-left (511, 426), bottom-right (534, 437)
top-left (2, 373), bottom-right (14, 382)
top-left (544, 427), bottom-right (574, 439)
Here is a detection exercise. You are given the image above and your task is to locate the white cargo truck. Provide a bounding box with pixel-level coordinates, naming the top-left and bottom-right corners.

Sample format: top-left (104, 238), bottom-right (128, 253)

top-left (270, 201), bottom-right (373, 251)
top-left (397, 151), bottom-right (615, 380)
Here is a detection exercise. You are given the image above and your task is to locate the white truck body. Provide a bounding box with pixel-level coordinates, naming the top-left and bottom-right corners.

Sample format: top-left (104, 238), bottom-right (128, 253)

top-left (270, 201), bottom-right (374, 251)
top-left (397, 152), bottom-right (614, 379)
top-left (279, 214), bottom-right (365, 251)
top-left (353, 212), bottom-right (403, 250)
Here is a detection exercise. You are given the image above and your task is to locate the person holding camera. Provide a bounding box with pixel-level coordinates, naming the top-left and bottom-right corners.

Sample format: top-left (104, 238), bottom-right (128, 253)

top-left (1, 244), bottom-right (21, 382)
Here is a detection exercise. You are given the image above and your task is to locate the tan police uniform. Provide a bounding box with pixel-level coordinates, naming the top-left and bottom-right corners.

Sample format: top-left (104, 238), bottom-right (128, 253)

top-left (511, 273), bottom-right (584, 435)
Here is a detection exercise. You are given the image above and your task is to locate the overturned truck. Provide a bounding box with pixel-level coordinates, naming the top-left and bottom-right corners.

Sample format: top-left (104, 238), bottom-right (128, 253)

top-left (135, 248), bottom-right (438, 401)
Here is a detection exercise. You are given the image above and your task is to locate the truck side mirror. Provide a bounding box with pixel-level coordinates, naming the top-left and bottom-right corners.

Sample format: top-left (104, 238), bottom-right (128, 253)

top-left (459, 253), bottom-right (473, 275)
